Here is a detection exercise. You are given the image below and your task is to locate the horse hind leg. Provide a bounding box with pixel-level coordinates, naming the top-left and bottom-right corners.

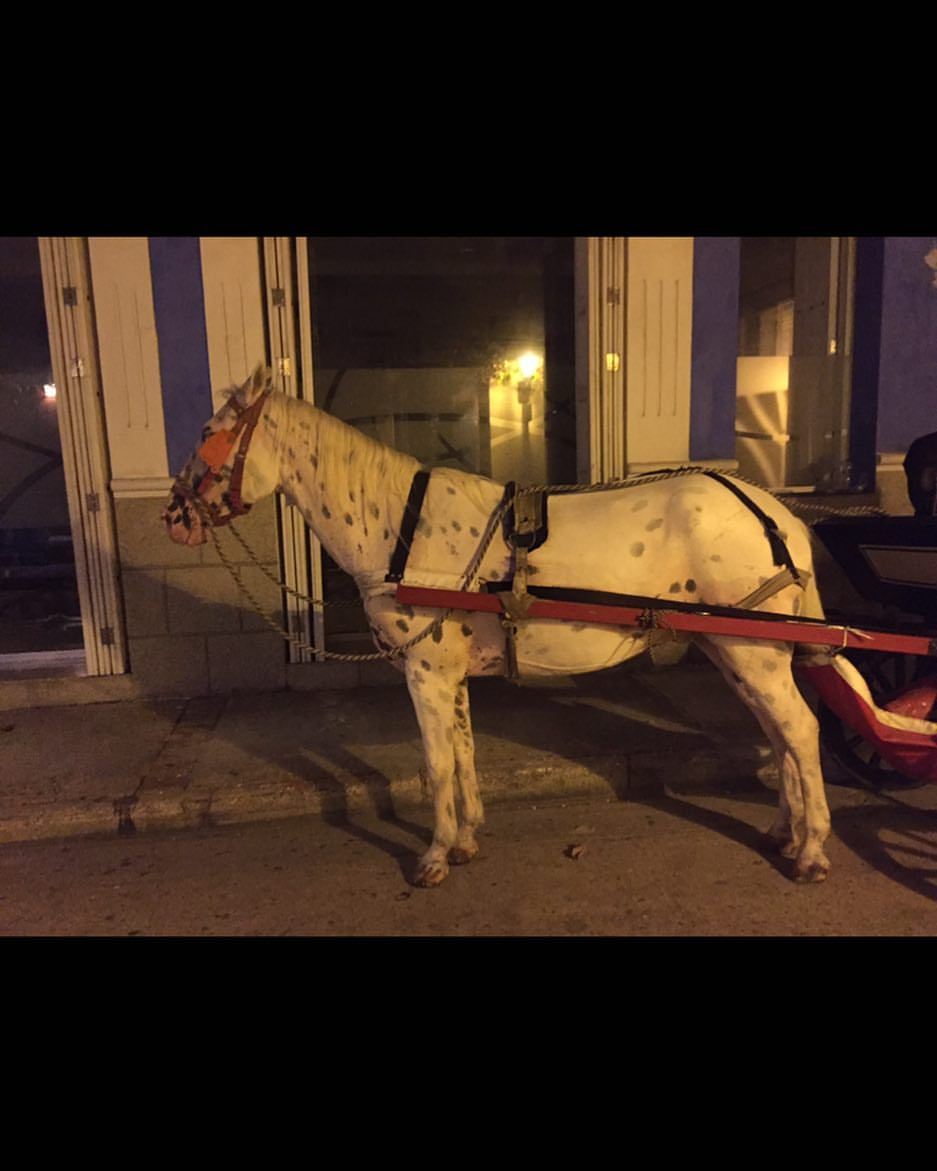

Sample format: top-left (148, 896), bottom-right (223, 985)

top-left (696, 636), bottom-right (832, 883)
top-left (449, 679), bottom-right (484, 865)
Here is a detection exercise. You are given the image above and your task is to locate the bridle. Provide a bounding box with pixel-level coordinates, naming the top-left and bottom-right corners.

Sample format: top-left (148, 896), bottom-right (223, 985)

top-left (172, 388), bottom-right (271, 527)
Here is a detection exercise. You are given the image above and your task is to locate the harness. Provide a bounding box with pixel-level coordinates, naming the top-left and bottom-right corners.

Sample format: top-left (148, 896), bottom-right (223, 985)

top-left (386, 468), bottom-right (806, 678)
top-left (173, 389), bottom-right (271, 526)
top-left (498, 485), bottom-right (548, 677)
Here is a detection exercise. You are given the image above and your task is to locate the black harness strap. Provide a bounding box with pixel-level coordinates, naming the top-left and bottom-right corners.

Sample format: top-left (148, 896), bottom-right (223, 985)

top-left (385, 469), bottom-right (432, 583)
top-left (502, 482), bottom-right (549, 551)
top-left (703, 471), bottom-right (800, 581)
top-left (484, 581), bottom-right (825, 624)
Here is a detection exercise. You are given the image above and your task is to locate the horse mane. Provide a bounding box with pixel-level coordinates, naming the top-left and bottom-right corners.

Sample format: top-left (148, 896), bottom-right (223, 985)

top-left (278, 392), bottom-right (420, 505)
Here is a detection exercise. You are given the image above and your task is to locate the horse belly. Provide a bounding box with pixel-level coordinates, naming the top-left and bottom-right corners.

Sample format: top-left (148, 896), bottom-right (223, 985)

top-left (513, 617), bottom-right (647, 677)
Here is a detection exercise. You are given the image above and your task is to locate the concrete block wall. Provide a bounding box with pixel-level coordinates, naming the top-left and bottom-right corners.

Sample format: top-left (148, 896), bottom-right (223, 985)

top-left (112, 493), bottom-right (408, 699)
top-left (113, 495), bottom-right (288, 697)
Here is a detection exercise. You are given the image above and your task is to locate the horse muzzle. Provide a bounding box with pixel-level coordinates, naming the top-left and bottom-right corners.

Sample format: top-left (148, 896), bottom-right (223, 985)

top-left (162, 501), bottom-right (208, 546)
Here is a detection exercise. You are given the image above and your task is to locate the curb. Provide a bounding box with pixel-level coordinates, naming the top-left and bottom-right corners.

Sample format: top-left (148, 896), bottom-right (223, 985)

top-left (0, 742), bottom-right (777, 847)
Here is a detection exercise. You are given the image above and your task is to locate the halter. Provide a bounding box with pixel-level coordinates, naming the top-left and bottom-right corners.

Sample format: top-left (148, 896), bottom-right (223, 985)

top-left (173, 388), bottom-right (271, 527)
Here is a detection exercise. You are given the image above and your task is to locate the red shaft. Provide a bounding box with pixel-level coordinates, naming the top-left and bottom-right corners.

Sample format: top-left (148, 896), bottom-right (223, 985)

top-left (394, 585), bottom-right (937, 658)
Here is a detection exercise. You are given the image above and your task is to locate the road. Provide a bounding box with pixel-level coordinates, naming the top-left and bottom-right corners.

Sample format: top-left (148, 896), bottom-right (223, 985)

top-left (3, 784), bottom-right (937, 936)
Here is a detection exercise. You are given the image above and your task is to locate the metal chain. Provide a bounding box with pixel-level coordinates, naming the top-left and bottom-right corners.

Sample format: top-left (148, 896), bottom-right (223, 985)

top-left (222, 496), bottom-right (510, 613)
top-left (223, 520), bottom-right (362, 608)
top-left (208, 522), bottom-right (451, 662)
top-left (209, 494), bottom-right (513, 663)
top-left (516, 465), bottom-right (887, 517)
top-left (776, 496), bottom-right (886, 519)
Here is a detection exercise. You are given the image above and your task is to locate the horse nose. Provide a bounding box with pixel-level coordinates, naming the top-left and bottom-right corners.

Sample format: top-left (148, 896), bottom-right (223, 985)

top-left (163, 506), bottom-right (188, 543)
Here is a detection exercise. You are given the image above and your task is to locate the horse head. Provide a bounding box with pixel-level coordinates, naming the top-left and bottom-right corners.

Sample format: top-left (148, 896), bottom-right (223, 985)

top-left (162, 363), bottom-right (276, 546)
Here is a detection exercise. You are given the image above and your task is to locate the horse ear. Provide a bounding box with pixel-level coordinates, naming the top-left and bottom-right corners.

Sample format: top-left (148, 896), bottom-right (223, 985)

top-left (238, 363), bottom-right (271, 404)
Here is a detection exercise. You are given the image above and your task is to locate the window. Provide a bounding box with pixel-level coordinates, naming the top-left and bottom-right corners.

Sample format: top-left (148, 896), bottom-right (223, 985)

top-left (304, 236), bottom-right (576, 648)
top-left (736, 237), bottom-right (855, 492)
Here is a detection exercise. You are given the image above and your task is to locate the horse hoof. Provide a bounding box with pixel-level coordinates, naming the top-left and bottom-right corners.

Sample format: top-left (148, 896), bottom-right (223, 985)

top-left (794, 858), bottom-right (831, 884)
top-left (413, 859), bottom-right (450, 887)
top-left (448, 843), bottom-right (478, 865)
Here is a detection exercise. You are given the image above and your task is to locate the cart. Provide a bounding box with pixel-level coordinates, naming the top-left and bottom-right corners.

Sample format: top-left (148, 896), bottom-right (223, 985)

top-left (811, 515), bottom-right (937, 790)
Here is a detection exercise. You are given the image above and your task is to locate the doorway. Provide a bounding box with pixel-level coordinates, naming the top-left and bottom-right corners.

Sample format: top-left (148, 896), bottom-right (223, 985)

top-left (0, 237), bottom-right (83, 672)
top-left (297, 236), bottom-right (578, 654)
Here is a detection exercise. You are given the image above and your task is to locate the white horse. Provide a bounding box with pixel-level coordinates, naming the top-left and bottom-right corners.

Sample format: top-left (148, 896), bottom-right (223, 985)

top-left (163, 366), bottom-right (832, 886)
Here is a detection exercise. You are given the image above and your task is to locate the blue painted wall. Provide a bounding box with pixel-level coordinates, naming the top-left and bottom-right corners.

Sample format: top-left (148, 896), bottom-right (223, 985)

top-left (875, 236), bottom-right (937, 452)
top-left (848, 237), bottom-right (884, 490)
top-left (148, 238), bottom-right (213, 473)
top-left (690, 237), bottom-right (740, 461)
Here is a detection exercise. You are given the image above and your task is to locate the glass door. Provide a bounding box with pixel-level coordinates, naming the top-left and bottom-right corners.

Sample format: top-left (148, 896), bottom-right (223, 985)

top-left (302, 236), bottom-right (577, 652)
top-left (0, 237), bottom-right (83, 670)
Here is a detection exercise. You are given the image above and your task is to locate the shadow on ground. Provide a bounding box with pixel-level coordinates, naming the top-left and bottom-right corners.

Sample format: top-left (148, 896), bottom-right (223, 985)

top-left (175, 660), bottom-right (787, 883)
top-left (832, 796), bottom-right (937, 902)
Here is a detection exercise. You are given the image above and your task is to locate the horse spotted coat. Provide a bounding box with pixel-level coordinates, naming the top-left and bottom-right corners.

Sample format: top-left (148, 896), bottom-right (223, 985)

top-left (164, 367), bottom-right (833, 887)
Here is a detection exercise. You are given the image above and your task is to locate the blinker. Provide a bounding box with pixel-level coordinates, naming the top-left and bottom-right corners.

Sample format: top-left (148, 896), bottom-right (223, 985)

top-left (198, 429), bottom-right (238, 472)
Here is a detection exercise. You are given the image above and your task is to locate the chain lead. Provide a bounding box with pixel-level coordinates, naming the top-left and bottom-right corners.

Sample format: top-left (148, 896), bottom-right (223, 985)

top-left (207, 494), bottom-right (511, 663)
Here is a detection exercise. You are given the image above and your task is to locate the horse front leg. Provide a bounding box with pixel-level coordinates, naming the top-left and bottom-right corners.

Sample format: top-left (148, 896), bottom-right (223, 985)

top-left (406, 660), bottom-right (461, 887)
top-left (450, 679), bottom-right (484, 865)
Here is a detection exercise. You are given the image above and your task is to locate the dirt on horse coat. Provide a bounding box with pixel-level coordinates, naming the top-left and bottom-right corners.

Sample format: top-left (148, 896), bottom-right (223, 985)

top-left (163, 366), bottom-right (832, 887)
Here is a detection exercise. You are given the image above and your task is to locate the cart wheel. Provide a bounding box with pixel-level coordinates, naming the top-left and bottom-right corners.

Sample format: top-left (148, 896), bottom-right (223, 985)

top-left (817, 649), bottom-right (930, 791)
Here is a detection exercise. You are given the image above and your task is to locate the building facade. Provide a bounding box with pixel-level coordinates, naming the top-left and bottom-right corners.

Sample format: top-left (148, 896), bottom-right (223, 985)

top-left (1, 235), bottom-right (934, 707)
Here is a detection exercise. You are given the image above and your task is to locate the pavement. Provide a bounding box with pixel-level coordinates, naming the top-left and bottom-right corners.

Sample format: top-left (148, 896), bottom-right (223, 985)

top-left (3, 652), bottom-right (937, 849)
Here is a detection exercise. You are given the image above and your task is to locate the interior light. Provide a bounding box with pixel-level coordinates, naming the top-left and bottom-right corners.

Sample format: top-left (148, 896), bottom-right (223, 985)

top-left (518, 352), bottom-right (541, 380)
top-left (43, 384), bottom-right (57, 400)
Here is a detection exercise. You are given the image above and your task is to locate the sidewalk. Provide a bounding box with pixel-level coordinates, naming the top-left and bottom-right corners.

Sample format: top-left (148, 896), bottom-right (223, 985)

top-left (0, 657), bottom-right (913, 847)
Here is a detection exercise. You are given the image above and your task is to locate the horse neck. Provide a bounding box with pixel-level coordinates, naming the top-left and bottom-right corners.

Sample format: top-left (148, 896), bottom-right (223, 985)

top-left (271, 393), bottom-right (420, 580)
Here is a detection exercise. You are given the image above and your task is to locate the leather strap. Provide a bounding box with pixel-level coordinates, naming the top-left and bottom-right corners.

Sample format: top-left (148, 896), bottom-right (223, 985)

top-left (224, 392), bottom-right (270, 520)
top-left (385, 470), bottom-right (431, 583)
top-left (702, 471), bottom-right (800, 581)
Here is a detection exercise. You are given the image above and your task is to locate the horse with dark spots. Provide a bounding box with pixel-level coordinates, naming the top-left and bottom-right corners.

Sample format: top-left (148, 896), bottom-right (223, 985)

top-left (164, 365), bottom-right (833, 887)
